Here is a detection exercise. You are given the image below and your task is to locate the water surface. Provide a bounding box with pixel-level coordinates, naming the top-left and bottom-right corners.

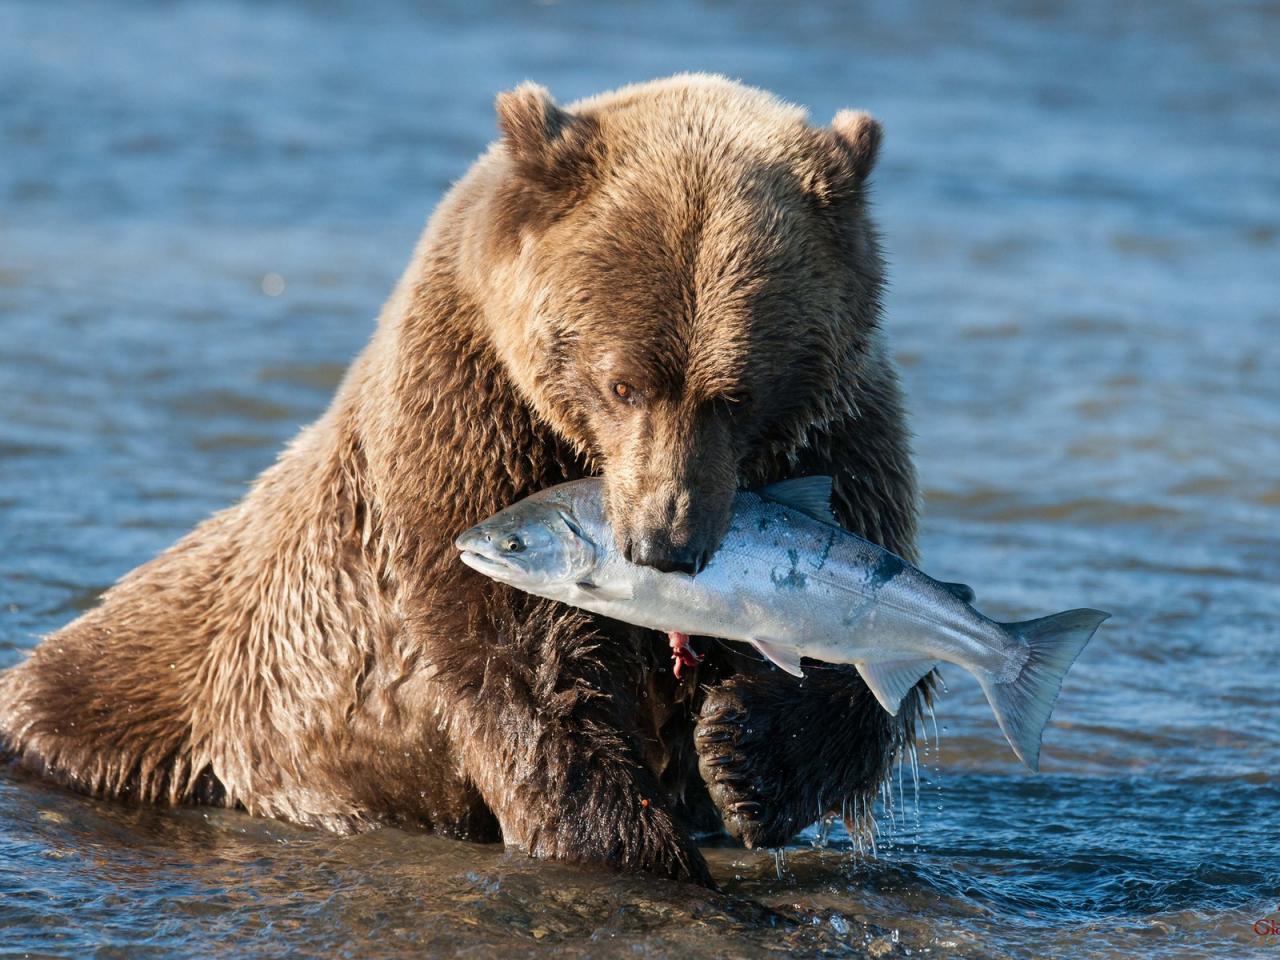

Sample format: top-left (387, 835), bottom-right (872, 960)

top-left (2, 1), bottom-right (1278, 957)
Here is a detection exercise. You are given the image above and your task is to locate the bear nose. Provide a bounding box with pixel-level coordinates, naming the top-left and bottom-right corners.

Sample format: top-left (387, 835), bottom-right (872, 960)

top-left (628, 536), bottom-right (704, 576)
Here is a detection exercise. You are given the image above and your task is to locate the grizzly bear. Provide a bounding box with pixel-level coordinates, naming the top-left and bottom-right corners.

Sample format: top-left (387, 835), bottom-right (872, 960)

top-left (0, 75), bottom-right (921, 886)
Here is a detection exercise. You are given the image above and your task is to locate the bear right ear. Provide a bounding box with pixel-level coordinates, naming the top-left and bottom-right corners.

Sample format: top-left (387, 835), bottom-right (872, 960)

top-left (495, 83), bottom-right (600, 191)
top-left (830, 110), bottom-right (882, 184)
top-left (807, 109), bottom-right (883, 204)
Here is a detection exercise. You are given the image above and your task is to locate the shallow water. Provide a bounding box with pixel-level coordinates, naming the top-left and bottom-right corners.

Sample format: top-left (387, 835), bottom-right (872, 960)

top-left (2, 0), bottom-right (1278, 957)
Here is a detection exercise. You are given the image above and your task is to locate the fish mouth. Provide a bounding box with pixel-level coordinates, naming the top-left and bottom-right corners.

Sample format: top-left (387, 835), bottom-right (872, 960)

top-left (455, 526), bottom-right (530, 583)
top-left (457, 549), bottom-right (517, 577)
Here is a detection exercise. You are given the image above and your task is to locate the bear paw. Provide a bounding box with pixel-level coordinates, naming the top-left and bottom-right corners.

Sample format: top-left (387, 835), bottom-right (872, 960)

top-left (694, 677), bottom-right (805, 849)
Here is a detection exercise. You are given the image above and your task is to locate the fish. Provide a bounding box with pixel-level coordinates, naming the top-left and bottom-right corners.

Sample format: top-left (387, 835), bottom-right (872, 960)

top-left (455, 477), bottom-right (1108, 771)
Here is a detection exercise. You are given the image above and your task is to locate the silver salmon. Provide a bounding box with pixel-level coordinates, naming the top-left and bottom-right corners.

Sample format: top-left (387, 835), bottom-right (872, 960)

top-left (455, 477), bottom-right (1108, 770)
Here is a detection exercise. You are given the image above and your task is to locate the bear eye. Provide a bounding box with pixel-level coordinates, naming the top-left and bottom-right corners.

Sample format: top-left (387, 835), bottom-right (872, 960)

top-left (501, 535), bottom-right (524, 553)
top-left (611, 382), bottom-right (638, 404)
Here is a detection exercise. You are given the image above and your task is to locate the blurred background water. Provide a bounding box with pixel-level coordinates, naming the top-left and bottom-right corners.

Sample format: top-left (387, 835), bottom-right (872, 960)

top-left (1, 1), bottom-right (1278, 957)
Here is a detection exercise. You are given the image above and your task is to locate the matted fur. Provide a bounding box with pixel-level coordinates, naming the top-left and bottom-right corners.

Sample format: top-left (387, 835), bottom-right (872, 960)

top-left (0, 75), bottom-right (920, 885)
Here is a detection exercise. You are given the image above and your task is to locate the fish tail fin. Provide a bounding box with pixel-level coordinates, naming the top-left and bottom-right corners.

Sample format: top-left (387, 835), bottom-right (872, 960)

top-left (979, 608), bottom-right (1109, 772)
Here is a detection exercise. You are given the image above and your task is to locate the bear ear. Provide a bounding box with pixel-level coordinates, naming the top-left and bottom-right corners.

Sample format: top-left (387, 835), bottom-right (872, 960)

top-left (495, 83), bottom-right (599, 190)
top-left (807, 109), bottom-right (883, 204)
top-left (831, 109), bottom-right (883, 183)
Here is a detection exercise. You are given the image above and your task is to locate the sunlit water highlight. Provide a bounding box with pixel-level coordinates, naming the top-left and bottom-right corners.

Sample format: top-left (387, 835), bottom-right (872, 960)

top-left (2, 0), bottom-right (1278, 956)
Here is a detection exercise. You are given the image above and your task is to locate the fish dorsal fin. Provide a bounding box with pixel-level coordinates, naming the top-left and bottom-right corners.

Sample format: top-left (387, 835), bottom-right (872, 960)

top-left (750, 638), bottom-right (805, 677)
top-left (758, 476), bottom-right (838, 525)
top-left (856, 659), bottom-right (937, 715)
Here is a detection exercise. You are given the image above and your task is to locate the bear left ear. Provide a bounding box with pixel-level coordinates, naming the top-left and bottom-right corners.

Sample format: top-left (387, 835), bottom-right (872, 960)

top-left (807, 110), bottom-right (883, 204)
top-left (495, 83), bottom-right (599, 190)
top-left (830, 110), bottom-right (882, 183)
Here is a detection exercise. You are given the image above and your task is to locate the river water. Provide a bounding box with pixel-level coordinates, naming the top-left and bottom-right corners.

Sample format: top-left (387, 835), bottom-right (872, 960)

top-left (1, 1), bottom-right (1278, 957)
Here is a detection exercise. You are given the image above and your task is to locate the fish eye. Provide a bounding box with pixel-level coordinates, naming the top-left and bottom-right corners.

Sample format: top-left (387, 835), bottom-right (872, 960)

top-left (501, 535), bottom-right (524, 553)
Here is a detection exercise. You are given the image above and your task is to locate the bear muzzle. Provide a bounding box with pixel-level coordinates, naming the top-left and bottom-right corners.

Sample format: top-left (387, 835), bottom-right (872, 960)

top-left (625, 532), bottom-right (707, 576)
top-left (613, 483), bottom-right (734, 577)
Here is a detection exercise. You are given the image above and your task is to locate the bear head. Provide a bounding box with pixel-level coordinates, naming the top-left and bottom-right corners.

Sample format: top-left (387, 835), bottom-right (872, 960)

top-left (474, 75), bottom-right (886, 574)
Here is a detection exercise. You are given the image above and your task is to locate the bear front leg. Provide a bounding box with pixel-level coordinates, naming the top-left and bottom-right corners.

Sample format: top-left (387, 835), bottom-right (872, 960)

top-left (695, 666), bottom-right (924, 849)
top-left (427, 598), bottom-right (713, 886)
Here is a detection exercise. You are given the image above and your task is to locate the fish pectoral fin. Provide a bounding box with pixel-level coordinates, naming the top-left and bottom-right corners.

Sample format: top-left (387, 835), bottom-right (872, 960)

top-left (856, 659), bottom-right (938, 715)
top-left (750, 638), bottom-right (805, 677)
top-left (757, 477), bottom-right (838, 526)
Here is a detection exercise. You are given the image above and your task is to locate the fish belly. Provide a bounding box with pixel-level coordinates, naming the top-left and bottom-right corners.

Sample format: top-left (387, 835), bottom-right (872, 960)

top-left (725, 524), bottom-right (1012, 676)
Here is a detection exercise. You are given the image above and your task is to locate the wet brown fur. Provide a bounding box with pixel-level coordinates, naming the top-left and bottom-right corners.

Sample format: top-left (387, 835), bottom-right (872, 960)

top-left (0, 76), bottom-right (921, 885)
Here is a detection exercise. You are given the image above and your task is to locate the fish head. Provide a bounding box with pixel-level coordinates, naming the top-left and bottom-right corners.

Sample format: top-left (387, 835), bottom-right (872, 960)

top-left (455, 494), bottom-right (599, 593)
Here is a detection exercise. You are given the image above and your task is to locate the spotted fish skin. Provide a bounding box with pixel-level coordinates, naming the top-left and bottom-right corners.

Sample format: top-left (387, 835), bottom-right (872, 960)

top-left (455, 477), bottom-right (1108, 770)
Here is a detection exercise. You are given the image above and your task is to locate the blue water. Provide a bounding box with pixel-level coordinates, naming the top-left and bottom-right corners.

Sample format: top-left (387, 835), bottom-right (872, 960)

top-left (2, 1), bottom-right (1279, 957)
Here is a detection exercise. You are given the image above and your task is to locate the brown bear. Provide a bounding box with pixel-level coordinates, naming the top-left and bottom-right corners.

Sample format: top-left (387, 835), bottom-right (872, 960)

top-left (0, 75), bottom-right (921, 886)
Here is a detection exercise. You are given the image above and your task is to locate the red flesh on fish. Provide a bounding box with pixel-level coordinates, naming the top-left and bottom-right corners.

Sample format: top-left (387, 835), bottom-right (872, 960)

top-left (668, 631), bottom-right (703, 678)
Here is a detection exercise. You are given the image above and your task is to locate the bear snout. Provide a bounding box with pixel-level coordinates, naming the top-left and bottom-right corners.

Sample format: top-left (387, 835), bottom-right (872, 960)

top-left (614, 482), bottom-right (733, 577)
top-left (626, 531), bottom-right (706, 576)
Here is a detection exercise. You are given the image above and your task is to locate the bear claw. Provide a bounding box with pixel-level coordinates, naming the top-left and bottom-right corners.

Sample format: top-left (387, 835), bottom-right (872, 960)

top-left (698, 706), bottom-right (744, 726)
